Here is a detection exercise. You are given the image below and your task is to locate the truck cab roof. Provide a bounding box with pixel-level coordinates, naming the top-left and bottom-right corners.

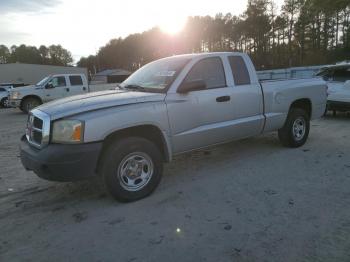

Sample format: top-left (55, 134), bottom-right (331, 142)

top-left (159, 52), bottom-right (247, 60)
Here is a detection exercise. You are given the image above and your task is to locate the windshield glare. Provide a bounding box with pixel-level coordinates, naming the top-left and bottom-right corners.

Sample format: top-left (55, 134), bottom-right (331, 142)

top-left (36, 76), bottom-right (50, 86)
top-left (121, 57), bottom-right (190, 91)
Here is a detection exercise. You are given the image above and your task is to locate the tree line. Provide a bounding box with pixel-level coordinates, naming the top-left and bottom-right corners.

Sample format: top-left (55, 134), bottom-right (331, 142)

top-left (0, 44), bottom-right (73, 66)
top-left (79, 0), bottom-right (350, 73)
top-left (1, 0), bottom-right (349, 72)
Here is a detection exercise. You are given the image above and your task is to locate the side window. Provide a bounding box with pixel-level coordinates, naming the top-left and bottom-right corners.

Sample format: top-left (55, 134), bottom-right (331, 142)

top-left (50, 76), bottom-right (66, 87)
top-left (184, 57), bottom-right (226, 89)
top-left (333, 69), bottom-right (350, 82)
top-left (228, 56), bottom-right (251, 85)
top-left (0, 88), bottom-right (5, 92)
top-left (69, 75), bottom-right (83, 86)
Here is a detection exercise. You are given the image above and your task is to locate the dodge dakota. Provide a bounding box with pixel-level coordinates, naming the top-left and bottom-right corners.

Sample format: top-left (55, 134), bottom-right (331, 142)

top-left (20, 52), bottom-right (327, 201)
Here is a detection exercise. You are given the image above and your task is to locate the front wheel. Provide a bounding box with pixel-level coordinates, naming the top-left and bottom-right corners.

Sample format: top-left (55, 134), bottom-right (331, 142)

top-left (0, 97), bottom-right (7, 108)
top-left (100, 137), bottom-right (163, 202)
top-left (21, 97), bottom-right (41, 113)
top-left (278, 108), bottom-right (310, 148)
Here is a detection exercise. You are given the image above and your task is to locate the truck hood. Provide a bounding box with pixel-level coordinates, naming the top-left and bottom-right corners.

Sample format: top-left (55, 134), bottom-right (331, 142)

top-left (10, 85), bottom-right (41, 93)
top-left (37, 89), bottom-right (166, 120)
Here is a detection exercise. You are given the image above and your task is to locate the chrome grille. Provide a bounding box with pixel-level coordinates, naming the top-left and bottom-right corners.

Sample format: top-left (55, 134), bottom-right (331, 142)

top-left (26, 109), bottom-right (50, 148)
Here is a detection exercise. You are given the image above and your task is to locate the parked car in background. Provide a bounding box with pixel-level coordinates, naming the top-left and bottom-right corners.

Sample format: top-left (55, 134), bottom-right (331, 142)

top-left (8, 74), bottom-right (117, 113)
top-left (20, 52), bottom-right (327, 202)
top-left (0, 85), bottom-right (13, 108)
top-left (316, 63), bottom-right (350, 114)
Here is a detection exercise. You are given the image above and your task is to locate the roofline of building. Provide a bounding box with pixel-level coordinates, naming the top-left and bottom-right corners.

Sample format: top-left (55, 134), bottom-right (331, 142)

top-left (0, 63), bottom-right (86, 69)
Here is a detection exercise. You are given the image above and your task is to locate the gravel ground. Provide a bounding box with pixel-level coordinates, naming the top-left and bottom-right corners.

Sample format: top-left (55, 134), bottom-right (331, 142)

top-left (0, 108), bottom-right (349, 262)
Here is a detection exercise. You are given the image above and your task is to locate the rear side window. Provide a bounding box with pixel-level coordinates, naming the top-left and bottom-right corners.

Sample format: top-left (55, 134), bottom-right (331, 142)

top-left (184, 57), bottom-right (226, 89)
top-left (69, 75), bottom-right (83, 86)
top-left (228, 56), bottom-right (251, 85)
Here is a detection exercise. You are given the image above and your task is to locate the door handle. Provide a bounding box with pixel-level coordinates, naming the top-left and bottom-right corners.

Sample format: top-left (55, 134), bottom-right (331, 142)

top-left (65, 88), bottom-right (70, 92)
top-left (216, 96), bottom-right (230, 102)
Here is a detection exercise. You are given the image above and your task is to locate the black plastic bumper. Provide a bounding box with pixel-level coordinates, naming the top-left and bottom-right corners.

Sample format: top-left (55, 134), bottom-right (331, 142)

top-left (20, 136), bottom-right (103, 182)
top-left (327, 100), bottom-right (350, 112)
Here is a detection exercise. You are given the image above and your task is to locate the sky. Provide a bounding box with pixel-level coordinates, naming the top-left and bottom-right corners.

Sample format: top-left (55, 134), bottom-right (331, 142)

top-left (0, 0), bottom-right (284, 62)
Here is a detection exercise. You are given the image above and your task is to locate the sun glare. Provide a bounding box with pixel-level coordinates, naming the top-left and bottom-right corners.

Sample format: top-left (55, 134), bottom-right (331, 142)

top-left (159, 16), bottom-right (187, 35)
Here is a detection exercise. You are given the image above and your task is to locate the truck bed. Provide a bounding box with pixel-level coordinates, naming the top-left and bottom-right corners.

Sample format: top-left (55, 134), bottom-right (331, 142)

top-left (260, 77), bottom-right (327, 132)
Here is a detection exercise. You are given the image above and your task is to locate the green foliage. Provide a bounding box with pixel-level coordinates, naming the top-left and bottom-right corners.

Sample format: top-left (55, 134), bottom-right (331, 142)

top-left (0, 44), bottom-right (73, 66)
top-left (0, 45), bottom-right (10, 63)
top-left (76, 55), bottom-right (97, 76)
top-left (78, 0), bottom-right (349, 72)
top-left (47, 45), bottom-right (73, 66)
top-left (2, 0), bottom-right (349, 71)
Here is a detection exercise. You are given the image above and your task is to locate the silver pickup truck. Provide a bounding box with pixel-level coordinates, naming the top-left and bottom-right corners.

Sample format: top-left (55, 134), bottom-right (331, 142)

top-left (20, 52), bottom-right (327, 202)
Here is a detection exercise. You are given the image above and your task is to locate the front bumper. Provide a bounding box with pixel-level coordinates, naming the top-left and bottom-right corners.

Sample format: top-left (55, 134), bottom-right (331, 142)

top-left (327, 100), bottom-right (350, 112)
top-left (20, 135), bottom-right (103, 182)
top-left (8, 99), bottom-right (21, 108)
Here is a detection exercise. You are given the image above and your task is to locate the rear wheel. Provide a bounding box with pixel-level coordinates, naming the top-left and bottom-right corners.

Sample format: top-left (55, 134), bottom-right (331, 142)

top-left (100, 137), bottom-right (163, 202)
top-left (21, 97), bottom-right (41, 113)
top-left (278, 108), bottom-right (310, 148)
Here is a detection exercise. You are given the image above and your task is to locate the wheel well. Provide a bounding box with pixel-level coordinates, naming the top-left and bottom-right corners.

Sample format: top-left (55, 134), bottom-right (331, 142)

top-left (290, 99), bottom-right (312, 118)
top-left (96, 125), bottom-right (170, 173)
top-left (20, 95), bottom-right (42, 108)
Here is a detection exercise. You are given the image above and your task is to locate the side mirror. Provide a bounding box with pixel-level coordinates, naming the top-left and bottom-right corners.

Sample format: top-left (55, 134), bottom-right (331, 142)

top-left (45, 83), bottom-right (54, 89)
top-left (177, 80), bottom-right (206, 94)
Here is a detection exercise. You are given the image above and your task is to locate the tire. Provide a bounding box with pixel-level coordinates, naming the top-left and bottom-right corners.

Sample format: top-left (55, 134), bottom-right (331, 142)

top-left (100, 137), bottom-right (163, 202)
top-left (278, 108), bottom-right (310, 148)
top-left (0, 98), bottom-right (7, 108)
top-left (21, 97), bottom-right (41, 113)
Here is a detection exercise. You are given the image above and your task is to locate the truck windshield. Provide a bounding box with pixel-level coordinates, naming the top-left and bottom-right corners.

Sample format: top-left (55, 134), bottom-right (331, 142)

top-left (36, 76), bottom-right (50, 86)
top-left (120, 57), bottom-right (190, 92)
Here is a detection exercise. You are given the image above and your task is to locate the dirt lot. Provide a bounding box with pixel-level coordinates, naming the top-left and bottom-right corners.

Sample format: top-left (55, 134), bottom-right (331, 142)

top-left (0, 108), bottom-right (349, 262)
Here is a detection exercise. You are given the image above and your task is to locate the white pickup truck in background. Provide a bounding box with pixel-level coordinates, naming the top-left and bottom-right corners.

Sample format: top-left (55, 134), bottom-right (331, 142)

top-left (8, 74), bottom-right (117, 113)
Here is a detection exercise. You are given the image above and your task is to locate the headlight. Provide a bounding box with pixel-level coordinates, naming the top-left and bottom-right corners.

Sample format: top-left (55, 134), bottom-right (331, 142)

top-left (11, 91), bottom-right (21, 99)
top-left (52, 120), bottom-right (84, 143)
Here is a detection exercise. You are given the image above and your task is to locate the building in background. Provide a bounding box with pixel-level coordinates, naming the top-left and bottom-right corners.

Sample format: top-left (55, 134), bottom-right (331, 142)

top-left (0, 63), bottom-right (88, 85)
top-left (90, 69), bottom-right (131, 84)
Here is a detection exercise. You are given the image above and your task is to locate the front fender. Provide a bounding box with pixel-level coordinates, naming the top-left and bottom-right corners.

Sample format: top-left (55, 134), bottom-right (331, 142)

top-left (68, 102), bottom-right (173, 161)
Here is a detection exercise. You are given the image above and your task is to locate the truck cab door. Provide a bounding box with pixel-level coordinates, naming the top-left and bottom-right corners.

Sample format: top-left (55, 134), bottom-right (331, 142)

top-left (166, 57), bottom-right (238, 154)
top-left (225, 55), bottom-right (264, 137)
top-left (68, 75), bottom-right (88, 96)
top-left (44, 76), bottom-right (67, 101)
